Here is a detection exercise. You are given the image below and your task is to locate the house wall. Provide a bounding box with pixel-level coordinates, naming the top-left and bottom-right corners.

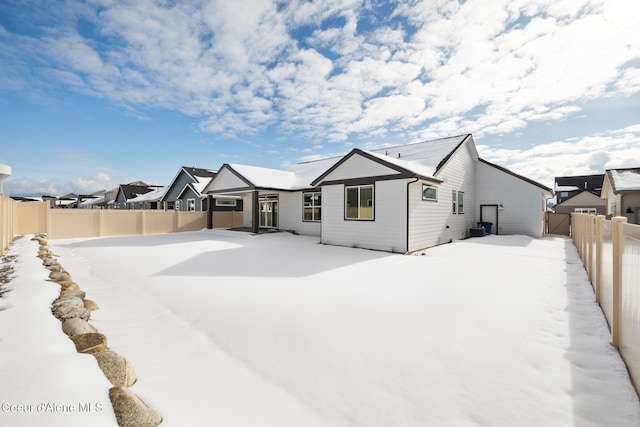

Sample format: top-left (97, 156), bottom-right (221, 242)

top-left (621, 193), bottom-right (640, 224)
top-left (164, 171), bottom-right (193, 208)
top-left (278, 191), bottom-right (321, 236)
top-left (242, 193), bottom-right (253, 228)
top-left (325, 155), bottom-right (402, 180)
top-left (603, 185), bottom-right (622, 217)
top-left (321, 180), bottom-right (407, 252)
top-left (177, 186), bottom-right (203, 211)
top-left (408, 143), bottom-right (477, 251)
top-left (554, 191), bottom-right (606, 215)
top-left (476, 162), bottom-right (547, 238)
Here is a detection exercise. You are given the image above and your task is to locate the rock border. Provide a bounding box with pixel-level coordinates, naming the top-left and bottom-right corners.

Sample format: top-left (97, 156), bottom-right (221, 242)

top-left (33, 234), bottom-right (162, 427)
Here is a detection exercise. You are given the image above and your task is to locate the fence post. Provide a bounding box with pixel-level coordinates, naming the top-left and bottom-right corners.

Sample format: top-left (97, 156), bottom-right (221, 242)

top-left (99, 210), bottom-right (104, 237)
top-left (587, 214), bottom-right (594, 283)
top-left (594, 215), bottom-right (605, 303)
top-left (611, 216), bottom-right (627, 348)
top-left (141, 211), bottom-right (146, 236)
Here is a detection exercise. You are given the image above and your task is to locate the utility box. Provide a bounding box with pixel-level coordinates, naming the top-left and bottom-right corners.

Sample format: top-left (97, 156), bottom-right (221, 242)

top-left (470, 227), bottom-right (486, 237)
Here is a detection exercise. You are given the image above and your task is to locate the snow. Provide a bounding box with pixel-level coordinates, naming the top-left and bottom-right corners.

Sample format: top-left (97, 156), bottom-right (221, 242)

top-left (127, 186), bottom-right (167, 203)
top-left (611, 169), bottom-right (640, 191)
top-left (1, 231), bottom-right (639, 426)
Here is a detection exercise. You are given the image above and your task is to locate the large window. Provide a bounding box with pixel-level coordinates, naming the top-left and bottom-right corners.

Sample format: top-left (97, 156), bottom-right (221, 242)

top-left (187, 199), bottom-right (195, 212)
top-left (422, 185), bottom-right (437, 201)
top-left (458, 191), bottom-right (464, 214)
top-left (303, 192), bottom-right (322, 222)
top-left (345, 185), bottom-right (374, 220)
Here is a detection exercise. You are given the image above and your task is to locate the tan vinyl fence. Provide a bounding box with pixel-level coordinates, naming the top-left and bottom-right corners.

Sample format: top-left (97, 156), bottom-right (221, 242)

top-left (3, 200), bottom-right (244, 246)
top-left (572, 213), bottom-right (640, 395)
top-left (1, 195), bottom-right (17, 256)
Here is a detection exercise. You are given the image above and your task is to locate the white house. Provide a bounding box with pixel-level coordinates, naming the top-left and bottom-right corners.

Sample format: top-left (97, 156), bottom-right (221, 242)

top-left (204, 134), bottom-right (552, 252)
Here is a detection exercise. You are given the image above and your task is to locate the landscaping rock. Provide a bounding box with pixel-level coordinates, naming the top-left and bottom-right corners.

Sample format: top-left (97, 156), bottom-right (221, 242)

top-left (109, 387), bottom-right (162, 427)
top-left (58, 281), bottom-right (80, 291)
top-left (83, 299), bottom-right (99, 311)
top-left (61, 317), bottom-right (98, 337)
top-left (47, 263), bottom-right (65, 273)
top-left (59, 289), bottom-right (86, 300)
top-left (70, 332), bottom-right (107, 354)
top-left (51, 297), bottom-right (90, 321)
top-left (49, 270), bottom-right (72, 282)
top-left (94, 350), bottom-right (137, 387)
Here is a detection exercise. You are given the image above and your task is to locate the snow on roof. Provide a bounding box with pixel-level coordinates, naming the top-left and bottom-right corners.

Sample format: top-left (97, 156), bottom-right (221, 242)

top-left (192, 176), bottom-right (214, 194)
top-left (555, 185), bottom-right (580, 192)
top-left (610, 169), bottom-right (640, 191)
top-left (361, 149), bottom-right (440, 180)
top-left (218, 135), bottom-right (467, 191)
top-left (127, 186), bottom-right (167, 203)
top-left (368, 135), bottom-right (467, 174)
top-left (229, 157), bottom-right (342, 191)
top-left (79, 196), bottom-right (104, 207)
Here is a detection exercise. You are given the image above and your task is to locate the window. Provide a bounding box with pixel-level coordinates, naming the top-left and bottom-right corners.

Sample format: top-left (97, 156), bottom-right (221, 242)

top-left (422, 185), bottom-right (437, 201)
top-left (165, 201), bottom-right (175, 211)
top-left (187, 199), bottom-right (195, 212)
top-left (175, 200), bottom-right (181, 211)
top-left (216, 199), bottom-right (237, 207)
top-left (303, 191), bottom-right (322, 222)
top-left (452, 190), bottom-right (457, 214)
top-left (452, 190), bottom-right (464, 214)
top-left (574, 208), bottom-right (597, 214)
top-left (345, 185), bottom-right (374, 220)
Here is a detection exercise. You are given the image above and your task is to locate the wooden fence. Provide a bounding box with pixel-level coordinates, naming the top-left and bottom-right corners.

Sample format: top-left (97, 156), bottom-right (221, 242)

top-left (572, 213), bottom-right (640, 395)
top-left (1, 200), bottom-right (243, 251)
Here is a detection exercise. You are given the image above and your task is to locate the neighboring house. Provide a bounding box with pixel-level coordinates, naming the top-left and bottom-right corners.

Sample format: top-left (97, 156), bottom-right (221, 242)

top-left (127, 186), bottom-right (167, 210)
top-left (553, 190), bottom-right (606, 215)
top-left (601, 168), bottom-right (640, 224)
top-left (160, 166), bottom-right (241, 212)
top-left (204, 134), bottom-right (552, 252)
top-left (112, 183), bottom-right (164, 209)
top-left (554, 174), bottom-right (604, 204)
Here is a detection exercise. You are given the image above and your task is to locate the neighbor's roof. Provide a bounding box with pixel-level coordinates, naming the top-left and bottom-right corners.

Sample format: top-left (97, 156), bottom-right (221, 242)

top-left (182, 166), bottom-right (217, 179)
top-left (124, 185), bottom-right (167, 202)
top-left (606, 168), bottom-right (640, 192)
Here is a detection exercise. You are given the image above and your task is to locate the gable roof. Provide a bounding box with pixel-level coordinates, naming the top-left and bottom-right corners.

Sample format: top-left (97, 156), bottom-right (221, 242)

top-left (205, 156), bottom-right (344, 193)
top-left (554, 174), bottom-right (604, 193)
top-left (478, 158), bottom-right (553, 193)
top-left (118, 184), bottom-right (164, 201)
top-left (605, 168), bottom-right (640, 192)
top-left (127, 186), bottom-right (167, 203)
top-left (554, 190), bottom-right (605, 207)
top-left (311, 148), bottom-right (444, 186)
top-left (182, 166), bottom-right (216, 180)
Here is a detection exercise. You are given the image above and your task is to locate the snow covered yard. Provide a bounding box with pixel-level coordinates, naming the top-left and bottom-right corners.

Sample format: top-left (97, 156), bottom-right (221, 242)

top-left (1, 230), bottom-right (639, 426)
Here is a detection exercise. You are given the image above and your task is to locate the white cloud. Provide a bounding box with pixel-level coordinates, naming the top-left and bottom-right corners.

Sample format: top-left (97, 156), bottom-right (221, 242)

top-left (4, 171), bottom-right (128, 197)
top-left (477, 124), bottom-right (640, 188)
top-left (1, 0), bottom-right (639, 144)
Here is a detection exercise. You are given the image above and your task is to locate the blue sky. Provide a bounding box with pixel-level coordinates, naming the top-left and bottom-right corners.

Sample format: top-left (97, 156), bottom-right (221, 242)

top-left (1, 0), bottom-right (639, 196)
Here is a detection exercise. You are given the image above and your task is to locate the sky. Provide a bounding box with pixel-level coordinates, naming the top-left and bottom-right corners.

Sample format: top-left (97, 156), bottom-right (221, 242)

top-left (1, 0), bottom-right (639, 196)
